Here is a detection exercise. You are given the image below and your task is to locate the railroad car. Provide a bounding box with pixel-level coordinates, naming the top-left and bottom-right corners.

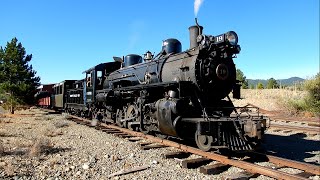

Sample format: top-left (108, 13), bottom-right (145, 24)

top-left (65, 79), bottom-right (86, 116)
top-left (35, 84), bottom-right (54, 108)
top-left (52, 80), bottom-right (76, 111)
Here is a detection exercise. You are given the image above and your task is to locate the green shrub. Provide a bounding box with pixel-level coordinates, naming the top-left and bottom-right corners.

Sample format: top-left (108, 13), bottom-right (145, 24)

top-left (303, 73), bottom-right (320, 115)
top-left (257, 82), bottom-right (264, 89)
top-left (285, 99), bottom-right (308, 115)
top-left (283, 74), bottom-right (320, 116)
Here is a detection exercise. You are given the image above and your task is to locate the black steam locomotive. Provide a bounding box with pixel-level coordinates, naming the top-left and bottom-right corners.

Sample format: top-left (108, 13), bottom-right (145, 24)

top-left (63, 20), bottom-right (267, 151)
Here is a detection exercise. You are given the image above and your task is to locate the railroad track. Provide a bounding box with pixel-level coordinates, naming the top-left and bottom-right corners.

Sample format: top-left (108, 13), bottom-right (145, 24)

top-left (269, 123), bottom-right (320, 134)
top-left (244, 103), bottom-right (320, 133)
top-left (66, 114), bottom-right (320, 179)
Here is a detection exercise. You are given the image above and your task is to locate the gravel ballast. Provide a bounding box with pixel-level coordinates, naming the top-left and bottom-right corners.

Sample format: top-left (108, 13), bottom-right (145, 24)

top-left (0, 108), bottom-right (319, 179)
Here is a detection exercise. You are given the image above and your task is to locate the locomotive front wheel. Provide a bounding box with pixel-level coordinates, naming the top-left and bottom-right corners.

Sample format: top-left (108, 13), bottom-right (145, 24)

top-left (195, 131), bottom-right (213, 151)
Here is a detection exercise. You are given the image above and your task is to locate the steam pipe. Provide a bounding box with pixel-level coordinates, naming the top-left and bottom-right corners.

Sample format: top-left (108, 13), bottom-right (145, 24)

top-left (195, 18), bottom-right (201, 36)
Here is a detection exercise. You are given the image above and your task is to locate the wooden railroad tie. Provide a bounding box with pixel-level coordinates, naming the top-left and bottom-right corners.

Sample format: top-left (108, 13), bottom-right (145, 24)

top-left (162, 151), bottom-right (191, 159)
top-left (181, 158), bottom-right (212, 169)
top-left (223, 171), bottom-right (259, 180)
top-left (140, 144), bottom-right (167, 150)
top-left (79, 122), bottom-right (89, 126)
top-left (126, 137), bottom-right (144, 142)
top-left (296, 171), bottom-right (314, 178)
top-left (87, 124), bottom-right (97, 128)
top-left (138, 142), bottom-right (152, 146)
top-left (283, 130), bottom-right (292, 133)
top-left (308, 133), bottom-right (317, 137)
top-left (101, 129), bottom-right (121, 133)
top-left (94, 126), bottom-right (105, 130)
top-left (273, 165), bottom-right (286, 169)
top-left (272, 129), bottom-right (281, 132)
top-left (308, 123), bottom-right (320, 127)
top-left (112, 132), bottom-right (129, 136)
top-left (199, 163), bottom-right (231, 175)
top-left (100, 128), bottom-right (113, 131)
top-left (115, 134), bottom-right (133, 138)
top-left (65, 116), bottom-right (74, 120)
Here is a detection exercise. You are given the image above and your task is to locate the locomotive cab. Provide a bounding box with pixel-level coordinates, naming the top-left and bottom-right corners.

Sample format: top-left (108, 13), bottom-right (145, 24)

top-left (83, 62), bottom-right (121, 104)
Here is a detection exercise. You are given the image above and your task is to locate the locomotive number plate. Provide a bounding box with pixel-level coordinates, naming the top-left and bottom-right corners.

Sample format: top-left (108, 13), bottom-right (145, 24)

top-left (215, 35), bottom-right (224, 43)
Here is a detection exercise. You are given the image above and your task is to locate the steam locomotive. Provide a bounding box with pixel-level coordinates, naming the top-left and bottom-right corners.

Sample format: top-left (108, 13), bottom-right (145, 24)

top-left (37, 20), bottom-right (267, 152)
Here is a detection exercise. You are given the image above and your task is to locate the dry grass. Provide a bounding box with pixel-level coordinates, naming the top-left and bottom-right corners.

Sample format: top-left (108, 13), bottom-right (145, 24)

top-left (233, 89), bottom-right (320, 117)
top-left (0, 129), bottom-right (8, 137)
top-left (0, 140), bottom-right (5, 156)
top-left (3, 161), bottom-right (15, 176)
top-left (53, 120), bottom-right (70, 128)
top-left (29, 138), bottom-right (54, 157)
top-left (45, 116), bottom-right (54, 121)
top-left (34, 117), bottom-right (42, 120)
top-left (48, 156), bottom-right (60, 168)
top-left (0, 118), bottom-right (13, 124)
top-left (240, 89), bottom-right (306, 101)
top-left (12, 138), bottom-right (33, 148)
top-left (44, 128), bottom-right (64, 137)
top-left (234, 89), bottom-right (307, 111)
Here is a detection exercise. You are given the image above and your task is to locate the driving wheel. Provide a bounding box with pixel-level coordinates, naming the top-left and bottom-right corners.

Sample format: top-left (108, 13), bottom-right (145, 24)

top-left (116, 108), bottom-right (126, 127)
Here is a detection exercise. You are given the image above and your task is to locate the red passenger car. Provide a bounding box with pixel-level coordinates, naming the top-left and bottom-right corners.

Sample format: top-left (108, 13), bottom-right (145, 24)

top-left (35, 84), bottom-right (54, 108)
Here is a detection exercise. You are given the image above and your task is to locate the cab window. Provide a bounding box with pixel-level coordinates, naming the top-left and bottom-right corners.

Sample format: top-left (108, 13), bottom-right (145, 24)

top-left (86, 73), bottom-right (92, 87)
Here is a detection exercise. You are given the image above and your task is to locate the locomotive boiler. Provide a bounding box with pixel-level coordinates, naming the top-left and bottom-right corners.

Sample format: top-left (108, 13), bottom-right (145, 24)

top-left (80, 19), bottom-right (267, 151)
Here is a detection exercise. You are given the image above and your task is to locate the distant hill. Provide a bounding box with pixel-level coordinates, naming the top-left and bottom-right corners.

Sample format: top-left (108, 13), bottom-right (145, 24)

top-left (247, 77), bottom-right (305, 87)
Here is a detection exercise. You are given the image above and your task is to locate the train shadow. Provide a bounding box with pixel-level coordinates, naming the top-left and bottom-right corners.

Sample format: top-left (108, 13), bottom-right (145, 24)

top-left (261, 133), bottom-right (320, 165)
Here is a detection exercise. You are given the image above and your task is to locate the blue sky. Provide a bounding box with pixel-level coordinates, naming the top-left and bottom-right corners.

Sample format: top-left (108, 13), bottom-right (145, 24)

top-left (1, 0), bottom-right (319, 84)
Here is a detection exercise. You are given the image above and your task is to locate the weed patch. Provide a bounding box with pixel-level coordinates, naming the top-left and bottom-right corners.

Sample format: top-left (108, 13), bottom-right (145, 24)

top-left (29, 138), bottom-right (54, 157)
top-left (53, 120), bottom-right (70, 128)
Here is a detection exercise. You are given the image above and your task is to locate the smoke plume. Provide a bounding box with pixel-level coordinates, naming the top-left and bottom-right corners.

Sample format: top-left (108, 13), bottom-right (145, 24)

top-left (194, 0), bottom-right (204, 17)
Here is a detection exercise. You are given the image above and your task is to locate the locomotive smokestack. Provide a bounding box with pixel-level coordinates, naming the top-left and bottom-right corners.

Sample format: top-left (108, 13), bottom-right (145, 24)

top-left (189, 18), bottom-right (203, 49)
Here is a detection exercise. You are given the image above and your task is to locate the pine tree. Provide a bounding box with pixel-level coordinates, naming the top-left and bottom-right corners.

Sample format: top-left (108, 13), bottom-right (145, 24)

top-left (236, 69), bottom-right (248, 89)
top-left (0, 38), bottom-right (40, 113)
top-left (267, 78), bottom-right (279, 89)
top-left (257, 82), bottom-right (264, 89)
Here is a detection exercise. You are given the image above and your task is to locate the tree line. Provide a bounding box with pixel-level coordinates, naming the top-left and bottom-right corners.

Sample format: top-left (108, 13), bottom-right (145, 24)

top-left (0, 38), bottom-right (40, 113)
top-left (236, 69), bottom-right (319, 115)
top-left (236, 69), bottom-right (280, 89)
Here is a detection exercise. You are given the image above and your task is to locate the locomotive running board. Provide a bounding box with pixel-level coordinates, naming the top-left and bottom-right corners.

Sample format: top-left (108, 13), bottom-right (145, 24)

top-left (181, 117), bottom-right (239, 122)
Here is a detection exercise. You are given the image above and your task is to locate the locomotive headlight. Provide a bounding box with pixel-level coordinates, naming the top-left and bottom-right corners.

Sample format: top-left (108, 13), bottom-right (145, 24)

top-left (226, 31), bottom-right (238, 45)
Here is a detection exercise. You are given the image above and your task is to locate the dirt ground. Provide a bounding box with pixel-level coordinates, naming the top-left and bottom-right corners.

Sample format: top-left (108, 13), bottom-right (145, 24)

top-left (0, 90), bottom-right (319, 179)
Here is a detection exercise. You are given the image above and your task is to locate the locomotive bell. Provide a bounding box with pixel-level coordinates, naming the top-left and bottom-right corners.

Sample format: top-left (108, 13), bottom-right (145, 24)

top-left (144, 51), bottom-right (153, 61)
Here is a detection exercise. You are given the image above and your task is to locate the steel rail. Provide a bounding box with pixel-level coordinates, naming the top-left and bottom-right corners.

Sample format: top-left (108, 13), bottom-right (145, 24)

top-left (68, 115), bottom-right (319, 180)
top-left (270, 124), bottom-right (320, 133)
top-left (258, 153), bottom-right (320, 175)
